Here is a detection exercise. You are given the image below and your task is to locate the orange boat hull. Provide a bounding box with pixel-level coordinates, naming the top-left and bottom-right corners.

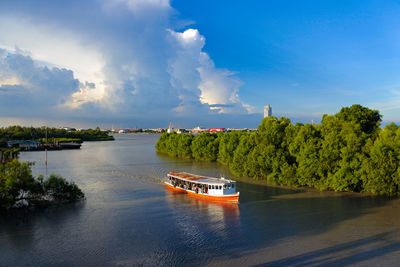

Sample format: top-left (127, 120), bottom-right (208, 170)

top-left (165, 183), bottom-right (239, 203)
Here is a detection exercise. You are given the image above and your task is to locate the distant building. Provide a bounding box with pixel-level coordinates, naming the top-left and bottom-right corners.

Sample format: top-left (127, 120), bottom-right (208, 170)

top-left (8, 140), bottom-right (41, 149)
top-left (62, 127), bottom-right (76, 131)
top-left (149, 128), bottom-right (164, 133)
top-left (191, 126), bottom-right (208, 133)
top-left (209, 128), bottom-right (226, 133)
top-left (264, 104), bottom-right (272, 118)
top-left (167, 122), bottom-right (174, 133)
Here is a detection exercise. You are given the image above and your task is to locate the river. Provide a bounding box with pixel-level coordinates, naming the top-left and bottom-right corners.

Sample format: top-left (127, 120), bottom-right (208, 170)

top-left (1, 134), bottom-right (400, 266)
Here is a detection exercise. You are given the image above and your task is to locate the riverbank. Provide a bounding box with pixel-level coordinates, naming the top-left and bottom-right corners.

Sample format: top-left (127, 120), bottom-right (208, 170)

top-left (0, 126), bottom-right (115, 145)
top-left (1, 126), bottom-right (114, 152)
top-left (231, 172), bottom-right (380, 198)
top-left (156, 105), bottom-right (400, 197)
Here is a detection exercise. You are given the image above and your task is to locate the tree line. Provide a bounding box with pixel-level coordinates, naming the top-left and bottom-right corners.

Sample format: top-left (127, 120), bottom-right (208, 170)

top-left (0, 126), bottom-right (114, 145)
top-left (156, 105), bottom-right (400, 196)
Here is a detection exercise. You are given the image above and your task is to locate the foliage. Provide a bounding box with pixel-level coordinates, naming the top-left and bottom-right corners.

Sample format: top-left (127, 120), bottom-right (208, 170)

top-left (289, 123), bottom-right (322, 187)
top-left (156, 133), bottom-right (194, 158)
top-left (0, 148), bottom-right (20, 163)
top-left (190, 133), bottom-right (219, 161)
top-left (230, 133), bottom-right (258, 177)
top-left (0, 160), bottom-right (37, 207)
top-left (0, 126), bottom-right (114, 142)
top-left (218, 132), bottom-right (243, 165)
top-left (359, 124), bottom-right (400, 195)
top-left (43, 174), bottom-right (85, 201)
top-left (0, 160), bottom-right (84, 209)
top-left (156, 104), bottom-right (400, 196)
top-left (336, 104), bottom-right (381, 134)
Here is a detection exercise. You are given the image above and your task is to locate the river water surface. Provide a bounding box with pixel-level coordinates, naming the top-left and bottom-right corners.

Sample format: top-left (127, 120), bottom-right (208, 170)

top-left (1, 134), bottom-right (400, 266)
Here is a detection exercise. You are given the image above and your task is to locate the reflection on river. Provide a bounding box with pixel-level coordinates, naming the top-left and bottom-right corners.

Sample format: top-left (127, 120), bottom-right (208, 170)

top-left (165, 187), bottom-right (241, 236)
top-left (1, 134), bottom-right (400, 266)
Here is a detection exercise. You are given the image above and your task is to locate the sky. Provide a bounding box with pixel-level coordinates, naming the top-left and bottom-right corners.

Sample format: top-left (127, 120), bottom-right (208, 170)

top-left (1, 0), bottom-right (400, 129)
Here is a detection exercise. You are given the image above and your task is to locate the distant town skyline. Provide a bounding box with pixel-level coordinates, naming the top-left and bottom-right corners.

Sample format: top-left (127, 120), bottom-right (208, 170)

top-left (1, 0), bottom-right (400, 128)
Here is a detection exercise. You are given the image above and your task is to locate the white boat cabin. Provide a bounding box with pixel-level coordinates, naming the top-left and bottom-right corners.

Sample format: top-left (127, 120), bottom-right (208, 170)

top-left (167, 171), bottom-right (237, 196)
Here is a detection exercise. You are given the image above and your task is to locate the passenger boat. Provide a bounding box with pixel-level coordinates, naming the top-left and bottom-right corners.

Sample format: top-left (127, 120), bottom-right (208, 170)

top-left (165, 171), bottom-right (240, 203)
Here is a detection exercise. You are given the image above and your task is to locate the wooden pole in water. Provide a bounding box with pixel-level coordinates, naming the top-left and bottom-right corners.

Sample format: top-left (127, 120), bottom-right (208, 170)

top-left (45, 126), bottom-right (48, 176)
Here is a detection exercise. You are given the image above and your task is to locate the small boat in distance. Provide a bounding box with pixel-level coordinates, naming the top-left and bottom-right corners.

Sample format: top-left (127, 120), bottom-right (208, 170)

top-left (59, 142), bottom-right (82, 149)
top-left (165, 171), bottom-right (240, 203)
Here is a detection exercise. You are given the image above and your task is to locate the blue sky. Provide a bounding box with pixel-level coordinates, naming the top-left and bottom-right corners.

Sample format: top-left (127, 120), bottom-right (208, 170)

top-left (173, 0), bottom-right (400, 120)
top-left (1, 0), bottom-right (400, 128)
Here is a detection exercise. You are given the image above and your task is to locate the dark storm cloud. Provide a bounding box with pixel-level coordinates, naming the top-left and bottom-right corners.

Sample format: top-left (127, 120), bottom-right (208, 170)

top-left (0, 49), bottom-right (80, 116)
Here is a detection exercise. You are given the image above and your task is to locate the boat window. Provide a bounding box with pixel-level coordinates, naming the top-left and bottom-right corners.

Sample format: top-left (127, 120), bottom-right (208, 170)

top-left (219, 186), bottom-right (222, 190)
top-left (232, 184), bottom-right (235, 188)
top-left (208, 185), bottom-right (211, 189)
top-left (223, 185), bottom-right (226, 189)
top-left (212, 185), bottom-right (215, 189)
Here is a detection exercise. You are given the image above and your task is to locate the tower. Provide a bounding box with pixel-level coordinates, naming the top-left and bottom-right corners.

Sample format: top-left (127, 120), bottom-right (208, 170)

top-left (264, 104), bottom-right (272, 118)
top-left (167, 122), bottom-right (174, 133)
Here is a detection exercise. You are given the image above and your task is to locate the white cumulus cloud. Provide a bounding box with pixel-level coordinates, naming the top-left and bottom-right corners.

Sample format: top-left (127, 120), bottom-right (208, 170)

top-left (0, 16), bottom-right (107, 107)
top-left (0, 0), bottom-right (255, 127)
top-left (168, 28), bottom-right (250, 114)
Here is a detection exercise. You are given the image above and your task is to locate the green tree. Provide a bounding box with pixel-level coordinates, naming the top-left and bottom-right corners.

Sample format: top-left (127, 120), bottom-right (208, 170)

top-left (176, 134), bottom-right (193, 158)
top-left (289, 123), bottom-right (322, 187)
top-left (191, 133), bottom-right (219, 161)
top-left (336, 104), bottom-right (381, 134)
top-left (44, 174), bottom-right (84, 201)
top-left (230, 133), bottom-right (257, 176)
top-left (360, 125), bottom-right (400, 196)
top-left (218, 132), bottom-right (242, 165)
top-left (155, 132), bottom-right (169, 153)
top-left (0, 160), bottom-right (36, 205)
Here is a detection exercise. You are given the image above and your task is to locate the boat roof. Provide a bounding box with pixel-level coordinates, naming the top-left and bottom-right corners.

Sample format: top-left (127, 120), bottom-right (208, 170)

top-left (168, 171), bottom-right (236, 185)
